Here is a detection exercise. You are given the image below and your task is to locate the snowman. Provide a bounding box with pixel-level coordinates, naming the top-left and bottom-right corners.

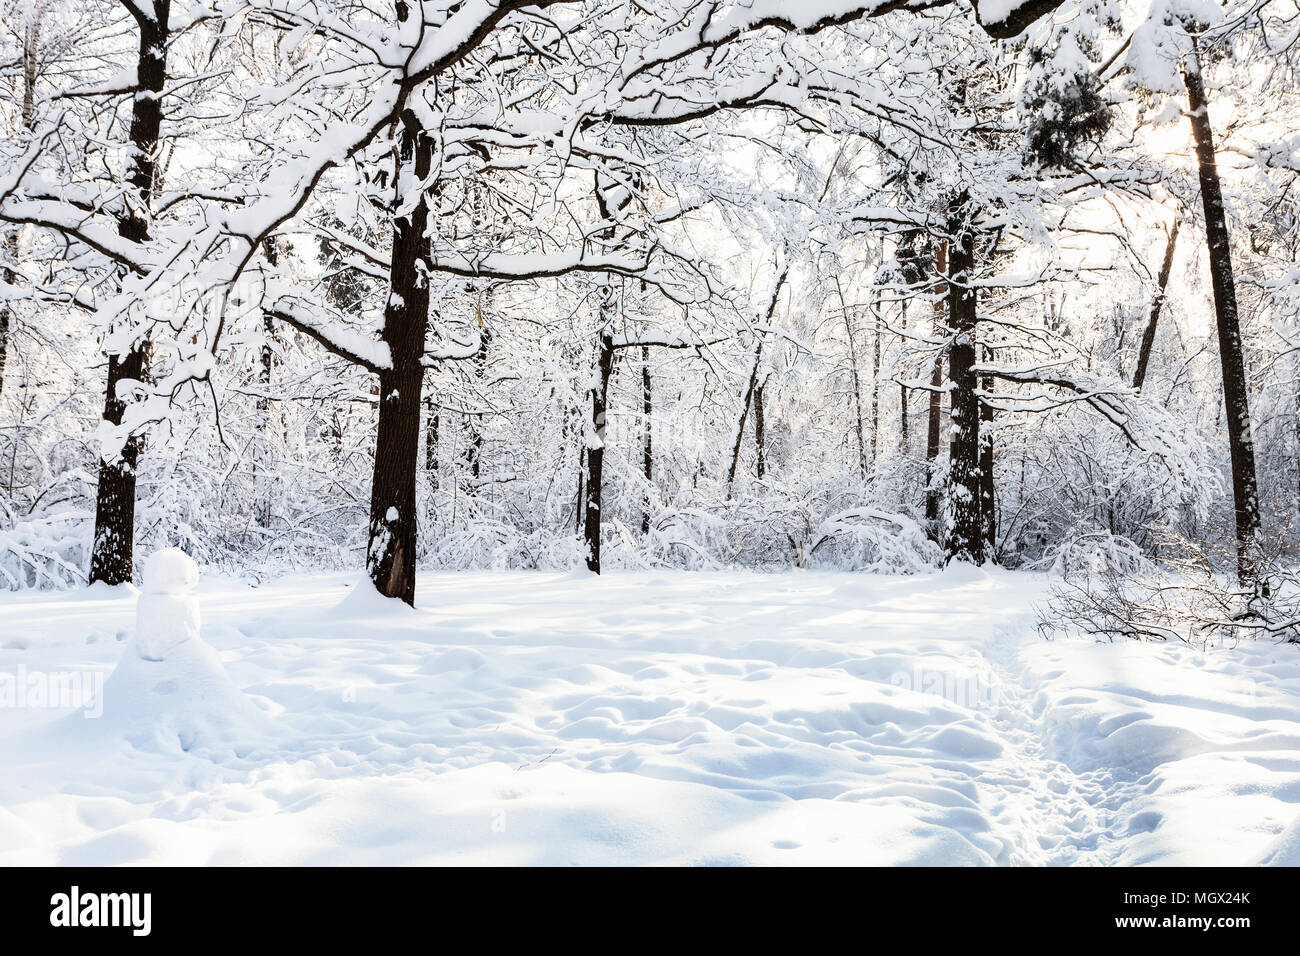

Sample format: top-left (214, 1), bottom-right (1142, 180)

top-left (100, 548), bottom-right (265, 751)
top-left (134, 547), bottom-right (201, 661)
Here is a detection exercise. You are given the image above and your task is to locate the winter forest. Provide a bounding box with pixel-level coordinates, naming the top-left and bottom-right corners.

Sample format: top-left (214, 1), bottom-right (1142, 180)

top-left (2, 0), bottom-right (1300, 868)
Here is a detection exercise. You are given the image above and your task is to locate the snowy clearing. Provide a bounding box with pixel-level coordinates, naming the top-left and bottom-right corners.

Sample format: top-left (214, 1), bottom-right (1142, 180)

top-left (2, 567), bottom-right (1299, 866)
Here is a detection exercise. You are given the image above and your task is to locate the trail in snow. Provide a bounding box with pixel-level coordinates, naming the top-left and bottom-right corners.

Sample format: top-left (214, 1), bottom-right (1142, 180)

top-left (0, 567), bottom-right (1298, 865)
top-left (977, 622), bottom-right (1138, 865)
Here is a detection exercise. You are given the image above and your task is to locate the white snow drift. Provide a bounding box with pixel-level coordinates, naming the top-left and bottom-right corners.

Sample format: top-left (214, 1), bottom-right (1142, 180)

top-left (0, 563), bottom-right (1298, 865)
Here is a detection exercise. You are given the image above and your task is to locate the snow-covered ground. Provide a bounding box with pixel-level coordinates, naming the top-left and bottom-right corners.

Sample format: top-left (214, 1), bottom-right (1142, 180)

top-left (2, 566), bottom-right (1299, 866)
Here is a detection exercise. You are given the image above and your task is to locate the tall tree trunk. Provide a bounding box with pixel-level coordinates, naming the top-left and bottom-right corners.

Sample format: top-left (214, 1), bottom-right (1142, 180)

top-left (255, 313), bottom-right (275, 528)
top-left (944, 204), bottom-right (984, 565)
top-left (575, 442), bottom-right (586, 533)
top-left (870, 291), bottom-right (881, 466)
top-left (255, 240), bottom-right (279, 529)
top-left (727, 339), bottom-right (763, 492)
top-left (1294, 352), bottom-right (1300, 524)
top-left (582, 326), bottom-right (614, 572)
top-left (0, 17), bottom-right (38, 401)
top-left (979, 362), bottom-right (996, 558)
top-left (424, 395), bottom-right (439, 494)
top-left (1185, 38), bottom-right (1262, 583)
top-left (834, 275), bottom-right (868, 480)
top-left (754, 379), bottom-right (767, 479)
top-left (728, 268), bottom-right (787, 493)
top-left (0, 251), bottom-right (10, 398)
top-left (641, 343), bottom-right (652, 535)
top-left (0, 228), bottom-right (13, 399)
top-left (89, 2), bottom-right (170, 586)
top-left (899, 302), bottom-right (909, 454)
top-left (466, 317), bottom-right (492, 484)
top-left (1132, 216), bottom-right (1180, 390)
top-left (924, 240), bottom-right (947, 528)
top-left (366, 109), bottom-right (433, 605)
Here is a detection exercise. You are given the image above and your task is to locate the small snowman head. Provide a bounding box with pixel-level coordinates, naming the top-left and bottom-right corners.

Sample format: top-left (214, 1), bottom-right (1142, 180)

top-left (142, 548), bottom-right (199, 595)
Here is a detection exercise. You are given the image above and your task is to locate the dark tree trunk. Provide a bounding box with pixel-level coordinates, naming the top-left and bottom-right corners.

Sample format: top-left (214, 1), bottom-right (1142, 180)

top-left (0, 246), bottom-right (10, 398)
top-left (90, 347), bottom-right (151, 585)
top-left (366, 110), bottom-right (433, 606)
top-left (0, 20), bottom-right (37, 401)
top-left (924, 241), bottom-right (947, 528)
top-left (466, 324), bottom-right (492, 483)
top-left (89, 2), bottom-right (169, 586)
top-left (424, 395), bottom-right (439, 493)
top-left (641, 344), bottom-right (652, 536)
top-left (255, 240), bottom-right (279, 529)
top-left (1185, 39), bottom-right (1262, 583)
top-left (582, 327), bottom-right (614, 572)
top-left (838, 277), bottom-right (868, 480)
top-left (944, 205), bottom-right (984, 565)
top-left (754, 380), bottom-right (767, 479)
top-left (869, 293), bottom-right (881, 465)
top-left (727, 340), bottom-right (763, 492)
top-left (899, 302), bottom-right (909, 453)
top-left (575, 442), bottom-right (586, 534)
top-left (979, 364), bottom-right (996, 558)
top-left (255, 313), bottom-right (275, 528)
top-left (727, 269), bottom-right (787, 494)
top-left (1132, 216), bottom-right (1180, 391)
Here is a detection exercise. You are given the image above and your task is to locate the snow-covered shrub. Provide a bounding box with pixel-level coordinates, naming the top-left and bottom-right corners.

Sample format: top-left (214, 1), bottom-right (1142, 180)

top-left (1042, 525), bottom-right (1300, 645)
top-left (641, 508), bottom-right (730, 570)
top-left (806, 508), bottom-right (943, 574)
top-left (0, 503), bottom-right (92, 590)
top-left (1036, 530), bottom-right (1155, 578)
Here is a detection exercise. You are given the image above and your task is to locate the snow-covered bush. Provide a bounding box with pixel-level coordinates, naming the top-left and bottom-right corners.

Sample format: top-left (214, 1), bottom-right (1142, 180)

top-left (0, 503), bottom-right (92, 590)
top-left (1043, 526), bottom-right (1300, 646)
top-left (1036, 530), bottom-right (1155, 578)
top-left (807, 508), bottom-right (943, 574)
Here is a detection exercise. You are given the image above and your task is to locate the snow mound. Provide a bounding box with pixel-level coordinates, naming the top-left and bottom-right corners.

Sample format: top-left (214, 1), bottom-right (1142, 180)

top-left (1257, 813), bottom-right (1300, 866)
top-left (333, 576), bottom-right (418, 617)
top-left (100, 634), bottom-right (266, 753)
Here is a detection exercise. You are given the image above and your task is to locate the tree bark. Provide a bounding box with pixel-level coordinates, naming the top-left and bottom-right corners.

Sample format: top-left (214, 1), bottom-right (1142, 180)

top-left (834, 275), bottom-right (868, 480)
top-left (727, 339), bottom-right (763, 492)
top-left (754, 379), bottom-right (767, 479)
top-left (924, 240), bottom-right (947, 528)
top-left (255, 313), bottom-right (275, 528)
top-left (366, 109), bottom-right (433, 605)
top-left (1184, 38), bottom-right (1262, 583)
top-left (466, 318), bottom-right (492, 484)
top-left (0, 17), bottom-right (38, 401)
top-left (728, 268), bottom-right (787, 493)
top-left (424, 395), bottom-right (439, 493)
top-left (255, 240), bottom-right (279, 529)
top-left (582, 326), bottom-right (614, 572)
top-left (979, 362), bottom-right (996, 558)
top-left (0, 231), bottom-right (12, 398)
top-left (1132, 216), bottom-right (1180, 391)
top-left (870, 291), bottom-right (881, 466)
top-left (575, 442), bottom-right (586, 534)
top-left (641, 343), bottom-right (652, 535)
top-left (944, 205), bottom-right (984, 565)
top-left (89, 1), bottom-right (169, 586)
top-left (899, 302), bottom-right (909, 454)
